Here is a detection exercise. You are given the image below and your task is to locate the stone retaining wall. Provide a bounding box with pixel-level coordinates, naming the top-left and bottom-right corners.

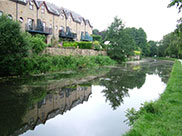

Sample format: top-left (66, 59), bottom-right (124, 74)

top-left (43, 47), bottom-right (107, 56)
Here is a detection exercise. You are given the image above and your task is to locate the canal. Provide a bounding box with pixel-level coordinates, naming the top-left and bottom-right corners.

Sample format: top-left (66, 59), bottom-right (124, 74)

top-left (0, 59), bottom-right (173, 136)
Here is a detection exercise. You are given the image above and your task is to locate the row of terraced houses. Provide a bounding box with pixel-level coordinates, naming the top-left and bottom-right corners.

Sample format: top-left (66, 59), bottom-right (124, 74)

top-left (0, 0), bottom-right (93, 43)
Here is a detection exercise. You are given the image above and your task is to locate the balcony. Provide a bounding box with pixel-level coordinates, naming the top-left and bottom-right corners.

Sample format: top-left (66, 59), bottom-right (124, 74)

top-left (59, 27), bottom-right (76, 40)
top-left (81, 32), bottom-right (93, 42)
top-left (25, 23), bottom-right (52, 35)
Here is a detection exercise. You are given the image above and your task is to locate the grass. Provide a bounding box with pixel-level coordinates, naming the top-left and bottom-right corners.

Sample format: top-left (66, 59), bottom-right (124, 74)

top-left (124, 60), bottom-right (182, 136)
top-left (20, 55), bottom-right (116, 75)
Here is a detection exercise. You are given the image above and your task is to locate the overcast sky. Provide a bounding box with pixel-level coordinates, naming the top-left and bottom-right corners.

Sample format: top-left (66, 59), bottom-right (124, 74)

top-left (46, 0), bottom-right (180, 41)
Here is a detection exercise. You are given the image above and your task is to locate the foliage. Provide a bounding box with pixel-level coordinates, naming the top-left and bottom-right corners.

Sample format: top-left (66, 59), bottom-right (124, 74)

top-left (0, 15), bottom-right (31, 76)
top-left (29, 34), bottom-right (47, 55)
top-left (92, 29), bottom-right (100, 35)
top-left (124, 60), bottom-right (182, 136)
top-left (92, 34), bottom-right (102, 41)
top-left (20, 55), bottom-right (116, 74)
top-left (93, 41), bottom-right (102, 50)
top-left (63, 42), bottom-right (78, 48)
top-left (77, 41), bottom-right (93, 49)
top-left (105, 17), bottom-right (136, 63)
top-left (158, 32), bottom-right (182, 58)
top-left (168, 0), bottom-right (182, 12)
top-left (148, 40), bottom-right (158, 57)
top-left (134, 50), bottom-right (141, 55)
top-left (125, 27), bottom-right (149, 56)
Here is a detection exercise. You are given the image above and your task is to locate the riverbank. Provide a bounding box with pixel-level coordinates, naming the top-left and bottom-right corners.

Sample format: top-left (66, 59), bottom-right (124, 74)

top-left (124, 60), bottom-right (182, 136)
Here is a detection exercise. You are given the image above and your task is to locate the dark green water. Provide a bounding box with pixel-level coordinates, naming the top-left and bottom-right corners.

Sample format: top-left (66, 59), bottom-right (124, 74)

top-left (0, 59), bottom-right (173, 136)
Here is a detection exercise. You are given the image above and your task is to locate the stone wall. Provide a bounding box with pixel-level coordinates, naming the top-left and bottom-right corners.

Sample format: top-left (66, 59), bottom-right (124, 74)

top-left (43, 47), bottom-right (107, 56)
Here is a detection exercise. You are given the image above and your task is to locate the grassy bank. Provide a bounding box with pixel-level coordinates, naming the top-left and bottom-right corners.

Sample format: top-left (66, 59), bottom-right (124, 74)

top-left (20, 55), bottom-right (116, 75)
top-left (124, 60), bottom-right (182, 136)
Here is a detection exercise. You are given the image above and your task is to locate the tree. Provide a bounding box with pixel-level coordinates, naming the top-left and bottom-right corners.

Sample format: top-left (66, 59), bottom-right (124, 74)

top-left (125, 27), bottom-right (149, 56)
top-left (92, 29), bottom-right (100, 35)
top-left (105, 17), bottom-right (136, 63)
top-left (0, 15), bottom-right (31, 76)
top-left (148, 41), bottom-right (158, 57)
top-left (168, 0), bottom-right (182, 13)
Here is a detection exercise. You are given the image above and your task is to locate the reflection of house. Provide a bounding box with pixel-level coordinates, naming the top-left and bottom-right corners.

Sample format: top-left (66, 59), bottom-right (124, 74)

top-left (13, 85), bottom-right (91, 136)
top-left (0, 0), bottom-right (93, 43)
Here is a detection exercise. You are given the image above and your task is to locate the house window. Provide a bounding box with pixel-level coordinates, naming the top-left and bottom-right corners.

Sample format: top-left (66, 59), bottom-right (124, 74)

top-left (0, 11), bottom-right (3, 17)
top-left (19, 17), bottom-right (23, 23)
top-left (60, 14), bottom-right (64, 20)
top-left (8, 14), bottom-right (12, 19)
top-left (60, 26), bottom-right (64, 31)
top-left (29, 1), bottom-right (33, 10)
top-left (68, 16), bottom-right (71, 22)
top-left (49, 24), bottom-right (52, 29)
top-left (42, 22), bottom-right (46, 31)
top-left (28, 18), bottom-right (34, 30)
top-left (41, 5), bottom-right (45, 14)
top-left (55, 26), bottom-right (58, 30)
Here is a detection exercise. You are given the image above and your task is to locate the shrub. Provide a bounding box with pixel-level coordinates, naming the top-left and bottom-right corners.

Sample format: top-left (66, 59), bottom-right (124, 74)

top-left (77, 41), bottom-right (93, 49)
top-left (30, 34), bottom-right (47, 55)
top-left (92, 34), bottom-right (102, 41)
top-left (93, 41), bottom-right (102, 50)
top-left (0, 15), bottom-right (31, 76)
top-left (63, 42), bottom-right (78, 48)
top-left (20, 55), bottom-right (116, 74)
top-left (134, 50), bottom-right (141, 55)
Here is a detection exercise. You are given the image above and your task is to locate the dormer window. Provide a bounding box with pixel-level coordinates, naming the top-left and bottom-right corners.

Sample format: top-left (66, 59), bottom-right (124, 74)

top-left (41, 5), bottom-right (45, 14)
top-left (29, 1), bottom-right (33, 10)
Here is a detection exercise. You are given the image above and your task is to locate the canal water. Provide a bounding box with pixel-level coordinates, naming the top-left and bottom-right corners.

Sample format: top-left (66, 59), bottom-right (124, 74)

top-left (0, 59), bottom-right (173, 136)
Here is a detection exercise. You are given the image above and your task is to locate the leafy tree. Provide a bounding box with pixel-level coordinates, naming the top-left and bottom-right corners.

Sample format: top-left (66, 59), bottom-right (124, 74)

top-left (92, 29), bottom-right (100, 35)
top-left (105, 17), bottom-right (136, 63)
top-left (168, 0), bottom-right (182, 12)
top-left (0, 15), bottom-right (31, 76)
top-left (148, 41), bottom-right (158, 57)
top-left (125, 27), bottom-right (149, 56)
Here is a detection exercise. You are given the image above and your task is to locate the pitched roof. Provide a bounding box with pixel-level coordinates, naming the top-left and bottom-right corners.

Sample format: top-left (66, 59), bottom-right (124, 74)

top-left (44, 1), bottom-right (60, 16)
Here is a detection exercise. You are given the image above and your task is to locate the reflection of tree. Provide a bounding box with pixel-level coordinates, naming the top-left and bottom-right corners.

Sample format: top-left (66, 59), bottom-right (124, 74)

top-left (146, 61), bottom-right (174, 83)
top-left (100, 64), bottom-right (147, 109)
top-left (100, 60), bottom-right (173, 110)
top-left (0, 83), bottom-right (46, 136)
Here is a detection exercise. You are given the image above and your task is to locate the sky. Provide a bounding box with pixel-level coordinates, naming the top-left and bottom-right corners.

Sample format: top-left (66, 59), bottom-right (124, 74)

top-left (46, 0), bottom-right (181, 41)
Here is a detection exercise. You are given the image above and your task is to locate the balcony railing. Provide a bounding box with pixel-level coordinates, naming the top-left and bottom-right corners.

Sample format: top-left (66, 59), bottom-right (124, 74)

top-left (81, 32), bottom-right (93, 42)
top-left (25, 23), bottom-right (52, 35)
top-left (59, 30), bottom-right (76, 40)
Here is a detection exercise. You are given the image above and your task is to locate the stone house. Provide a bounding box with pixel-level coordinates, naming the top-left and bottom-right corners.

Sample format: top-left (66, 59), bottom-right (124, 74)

top-left (0, 0), bottom-right (93, 43)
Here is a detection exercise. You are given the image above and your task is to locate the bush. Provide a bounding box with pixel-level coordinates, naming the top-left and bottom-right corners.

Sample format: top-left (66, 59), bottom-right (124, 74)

top-left (63, 42), bottom-right (78, 48)
top-left (92, 34), bottom-right (102, 41)
top-left (20, 55), bottom-right (116, 74)
top-left (30, 34), bottom-right (47, 55)
top-left (93, 41), bottom-right (102, 50)
top-left (0, 15), bottom-right (31, 76)
top-left (77, 41), bottom-right (93, 49)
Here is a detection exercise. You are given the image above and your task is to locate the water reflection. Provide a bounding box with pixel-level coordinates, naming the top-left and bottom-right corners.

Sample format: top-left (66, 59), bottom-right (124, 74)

top-left (100, 60), bottom-right (173, 109)
top-left (0, 59), bottom-right (173, 136)
top-left (14, 85), bottom-right (91, 136)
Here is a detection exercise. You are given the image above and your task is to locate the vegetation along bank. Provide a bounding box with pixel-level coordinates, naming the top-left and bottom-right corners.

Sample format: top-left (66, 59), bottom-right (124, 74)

top-left (0, 15), bottom-right (115, 77)
top-left (124, 60), bottom-right (182, 136)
